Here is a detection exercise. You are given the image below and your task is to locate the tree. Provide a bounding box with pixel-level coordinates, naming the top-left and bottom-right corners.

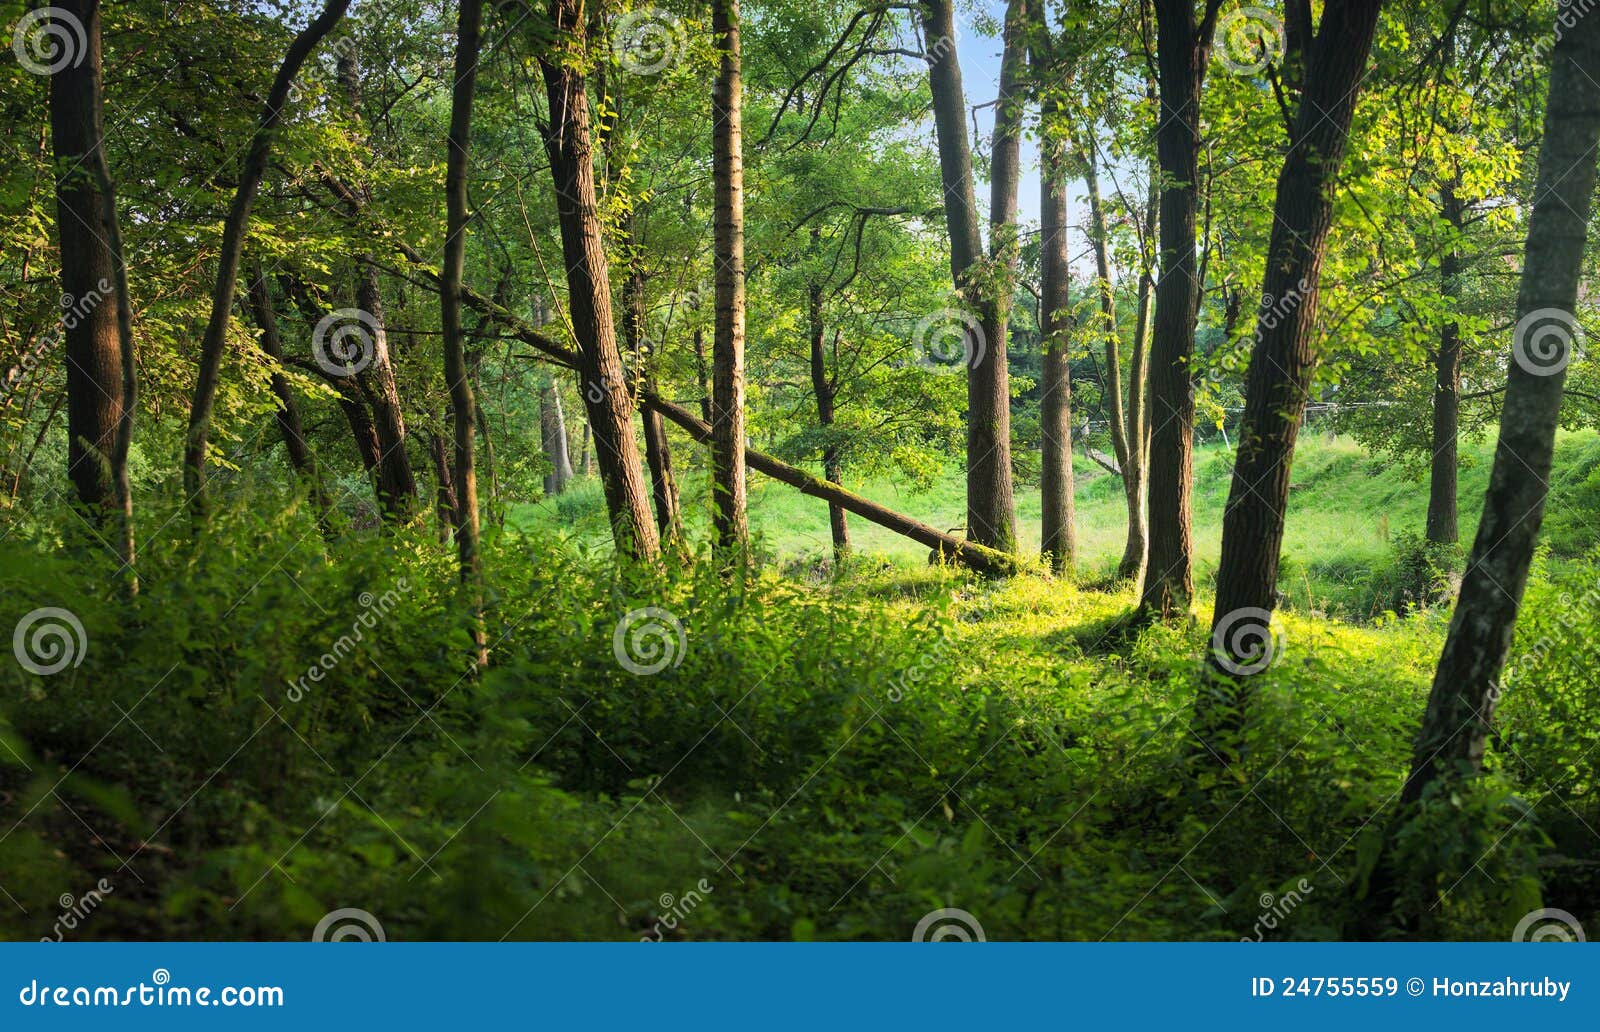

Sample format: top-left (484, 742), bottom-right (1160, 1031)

top-left (1403, 3), bottom-right (1600, 802)
top-left (1202, 0), bottom-right (1387, 738)
top-left (712, 0), bottom-right (750, 557)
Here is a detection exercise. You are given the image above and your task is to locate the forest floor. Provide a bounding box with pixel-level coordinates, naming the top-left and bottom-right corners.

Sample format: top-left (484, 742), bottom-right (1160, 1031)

top-left (2, 433), bottom-right (1598, 941)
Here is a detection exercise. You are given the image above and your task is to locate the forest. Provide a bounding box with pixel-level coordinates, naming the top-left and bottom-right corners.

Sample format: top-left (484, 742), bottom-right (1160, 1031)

top-left (0, 0), bottom-right (1597, 944)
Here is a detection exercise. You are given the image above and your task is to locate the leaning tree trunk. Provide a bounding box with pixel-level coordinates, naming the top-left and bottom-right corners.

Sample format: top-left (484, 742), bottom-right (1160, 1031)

top-left (919, 0), bottom-right (1016, 555)
top-left (1038, 99), bottom-right (1074, 575)
top-left (1426, 181), bottom-right (1466, 545)
top-left (711, 0), bottom-right (749, 557)
top-left (1120, 165), bottom-right (1158, 581)
top-left (626, 261), bottom-right (684, 548)
top-left (50, 0), bottom-right (136, 583)
top-left (1201, 0), bottom-right (1386, 741)
top-left (1141, 0), bottom-right (1218, 615)
top-left (1403, 9), bottom-right (1600, 802)
top-left (245, 262), bottom-right (332, 529)
top-left (184, 0), bottom-right (350, 517)
top-left (539, 0), bottom-right (659, 561)
top-left (443, 0), bottom-right (486, 665)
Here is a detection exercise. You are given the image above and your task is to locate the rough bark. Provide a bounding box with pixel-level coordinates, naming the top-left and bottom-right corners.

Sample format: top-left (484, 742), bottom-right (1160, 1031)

top-left (711, 0), bottom-right (749, 557)
top-left (184, 0), bottom-right (351, 515)
top-left (1203, 0), bottom-right (1385, 730)
top-left (1427, 181), bottom-right (1465, 545)
top-left (444, 0), bottom-right (486, 664)
top-left (1141, 0), bottom-right (1220, 614)
top-left (1403, 8), bottom-right (1600, 802)
top-left (1039, 107), bottom-right (1074, 575)
top-left (540, 383), bottom-right (574, 495)
top-left (539, 0), bottom-right (659, 561)
top-left (626, 261), bottom-right (683, 548)
top-left (50, 0), bottom-right (136, 581)
top-left (919, 0), bottom-right (1017, 554)
top-left (809, 272), bottom-right (850, 560)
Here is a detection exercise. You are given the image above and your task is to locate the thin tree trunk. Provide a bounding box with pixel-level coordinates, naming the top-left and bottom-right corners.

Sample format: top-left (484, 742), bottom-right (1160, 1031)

top-left (184, 0), bottom-right (350, 516)
top-left (808, 275), bottom-right (850, 560)
top-left (1039, 106), bottom-right (1075, 575)
top-left (626, 259), bottom-right (684, 548)
top-left (1426, 181), bottom-right (1465, 545)
top-left (539, 0), bottom-right (659, 561)
top-left (693, 327), bottom-right (711, 422)
top-left (50, 0), bottom-right (136, 584)
top-left (711, 0), bottom-right (749, 557)
top-left (919, 0), bottom-right (1017, 555)
top-left (578, 415), bottom-right (593, 476)
top-left (429, 425), bottom-right (457, 545)
top-left (1403, 9), bottom-right (1600, 801)
top-left (245, 261), bottom-right (332, 528)
top-left (540, 383), bottom-right (574, 495)
top-left (1202, 0), bottom-right (1385, 735)
top-left (1120, 163), bottom-right (1159, 580)
top-left (1141, 0), bottom-right (1220, 615)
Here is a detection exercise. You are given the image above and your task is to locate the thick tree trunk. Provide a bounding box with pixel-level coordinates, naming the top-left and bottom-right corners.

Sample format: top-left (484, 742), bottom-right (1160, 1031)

top-left (1202, 0), bottom-right (1385, 732)
top-left (540, 383), bottom-right (574, 495)
top-left (1141, 0), bottom-right (1218, 614)
top-left (539, 0), bottom-right (659, 561)
top-left (50, 0), bottom-right (135, 581)
top-left (1426, 182), bottom-right (1465, 545)
top-left (711, 0), bottom-right (749, 557)
top-left (184, 0), bottom-right (350, 516)
top-left (1403, 10), bottom-right (1600, 802)
top-left (245, 262), bottom-right (331, 526)
top-left (808, 257), bottom-right (849, 560)
top-left (1039, 104), bottom-right (1074, 575)
top-left (443, 0), bottom-right (486, 664)
top-left (919, 0), bottom-right (1016, 555)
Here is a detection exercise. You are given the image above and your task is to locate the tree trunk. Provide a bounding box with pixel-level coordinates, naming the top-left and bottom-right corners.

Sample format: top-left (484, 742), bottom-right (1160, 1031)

top-left (711, 0), bottom-right (749, 557)
top-left (184, 0), bottom-right (350, 516)
top-left (50, 0), bottom-right (136, 583)
top-left (807, 233), bottom-right (849, 561)
top-left (919, 0), bottom-right (1017, 555)
top-left (1403, 9), bottom-right (1600, 802)
top-left (626, 259), bottom-right (684, 548)
top-left (429, 425), bottom-right (458, 545)
top-left (539, 0), bottom-right (659, 561)
top-left (693, 327), bottom-right (711, 422)
top-left (1426, 181), bottom-right (1465, 545)
top-left (1039, 102), bottom-right (1074, 575)
top-left (443, 0), bottom-right (486, 665)
top-left (1141, 0), bottom-right (1218, 614)
top-left (1120, 163), bottom-right (1159, 580)
top-left (245, 261), bottom-right (332, 528)
top-left (578, 418), bottom-right (593, 477)
top-left (1202, 0), bottom-right (1385, 733)
top-left (540, 383), bottom-right (574, 495)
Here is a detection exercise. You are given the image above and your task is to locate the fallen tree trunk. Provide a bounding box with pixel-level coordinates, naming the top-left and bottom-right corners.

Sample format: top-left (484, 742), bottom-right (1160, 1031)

top-left (394, 243), bottom-right (1016, 575)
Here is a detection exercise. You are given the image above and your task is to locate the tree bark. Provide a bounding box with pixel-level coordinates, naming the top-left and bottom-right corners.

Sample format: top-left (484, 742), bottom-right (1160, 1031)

top-left (1202, 0), bottom-right (1385, 730)
top-left (539, 0), bottom-right (659, 561)
top-left (428, 425), bottom-right (458, 545)
top-left (1039, 104), bottom-right (1074, 575)
top-left (711, 0), bottom-right (749, 557)
top-left (184, 0), bottom-right (351, 516)
top-left (1426, 181), bottom-right (1465, 545)
top-left (1120, 162), bottom-right (1159, 580)
top-left (809, 272), bottom-right (850, 560)
top-left (626, 259), bottom-right (683, 548)
top-left (245, 261), bottom-right (332, 527)
top-left (1141, 0), bottom-right (1220, 614)
top-left (443, 0), bottom-right (486, 665)
top-left (50, 0), bottom-right (136, 583)
top-left (1403, 8), bottom-right (1600, 802)
top-left (540, 383), bottom-right (574, 495)
top-left (919, 0), bottom-right (1017, 554)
